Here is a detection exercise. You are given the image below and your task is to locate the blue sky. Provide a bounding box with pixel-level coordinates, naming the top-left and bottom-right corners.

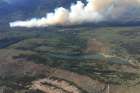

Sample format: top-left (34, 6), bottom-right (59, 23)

top-left (1, 0), bottom-right (30, 5)
top-left (2, 0), bottom-right (13, 4)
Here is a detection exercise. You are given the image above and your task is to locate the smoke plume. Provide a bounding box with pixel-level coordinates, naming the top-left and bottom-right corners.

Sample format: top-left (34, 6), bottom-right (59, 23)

top-left (10, 0), bottom-right (140, 28)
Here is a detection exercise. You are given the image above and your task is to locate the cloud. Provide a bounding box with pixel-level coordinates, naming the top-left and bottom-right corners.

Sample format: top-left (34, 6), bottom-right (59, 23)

top-left (9, 0), bottom-right (140, 28)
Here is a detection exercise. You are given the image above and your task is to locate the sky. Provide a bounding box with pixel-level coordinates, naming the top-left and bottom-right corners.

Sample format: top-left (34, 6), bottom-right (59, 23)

top-left (1, 0), bottom-right (31, 5)
top-left (2, 0), bottom-right (15, 4)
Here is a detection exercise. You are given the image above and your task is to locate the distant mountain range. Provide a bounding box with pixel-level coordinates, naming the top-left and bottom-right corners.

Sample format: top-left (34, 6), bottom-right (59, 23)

top-left (0, 0), bottom-right (86, 29)
top-left (0, 0), bottom-right (140, 30)
top-left (0, 0), bottom-right (86, 19)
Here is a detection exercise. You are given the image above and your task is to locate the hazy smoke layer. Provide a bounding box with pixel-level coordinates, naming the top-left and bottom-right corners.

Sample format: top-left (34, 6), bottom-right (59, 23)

top-left (10, 0), bottom-right (140, 28)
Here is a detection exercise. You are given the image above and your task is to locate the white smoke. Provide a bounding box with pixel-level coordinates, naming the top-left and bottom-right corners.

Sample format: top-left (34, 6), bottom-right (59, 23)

top-left (9, 0), bottom-right (140, 28)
